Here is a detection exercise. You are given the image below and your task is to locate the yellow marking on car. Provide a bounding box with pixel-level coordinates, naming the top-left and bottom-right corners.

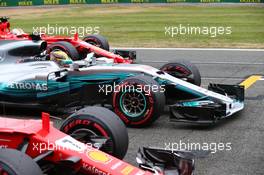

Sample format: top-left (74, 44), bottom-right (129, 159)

top-left (240, 75), bottom-right (262, 89)
top-left (121, 165), bottom-right (134, 175)
top-left (87, 150), bottom-right (112, 164)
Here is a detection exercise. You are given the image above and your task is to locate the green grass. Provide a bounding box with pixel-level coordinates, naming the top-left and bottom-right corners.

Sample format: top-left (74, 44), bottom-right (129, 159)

top-left (1, 5), bottom-right (264, 48)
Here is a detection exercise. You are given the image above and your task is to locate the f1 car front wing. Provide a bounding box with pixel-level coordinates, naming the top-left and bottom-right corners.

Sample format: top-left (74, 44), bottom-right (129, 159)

top-left (169, 83), bottom-right (244, 124)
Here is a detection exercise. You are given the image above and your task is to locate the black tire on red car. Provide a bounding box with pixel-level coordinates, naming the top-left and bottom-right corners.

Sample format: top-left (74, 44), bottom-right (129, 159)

top-left (60, 106), bottom-right (128, 160)
top-left (47, 41), bottom-right (80, 60)
top-left (0, 149), bottom-right (43, 175)
top-left (83, 34), bottom-right (110, 51)
top-left (160, 60), bottom-right (201, 86)
top-left (112, 75), bottom-right (165, 127)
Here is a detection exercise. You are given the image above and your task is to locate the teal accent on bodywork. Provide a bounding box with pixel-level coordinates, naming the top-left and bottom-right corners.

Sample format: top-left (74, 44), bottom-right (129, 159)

top-left (155, 77), bottom-right (170, 85)
top-left (176, 85), bottom-right (204, 97)
top-left (67, 72), bottom-right (136, 83)
top-left (155, 77), bottom-right (205, 98)
top-left (61, 60), bottom-right (73, 65)
top-left (181, 101), bottom-right (201, 107)
top-left (0, 80), bottom-right (48, 98)
top-left (0, 72), bottom-right (138, 99)
top-left (37, 81), bottom-right (70, 98)
top-left (0, 79), bottom-right (69, 98)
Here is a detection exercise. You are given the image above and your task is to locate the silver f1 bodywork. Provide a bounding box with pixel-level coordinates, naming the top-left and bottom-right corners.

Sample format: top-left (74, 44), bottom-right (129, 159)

top-left (0, 40), bottom-right (244, 124)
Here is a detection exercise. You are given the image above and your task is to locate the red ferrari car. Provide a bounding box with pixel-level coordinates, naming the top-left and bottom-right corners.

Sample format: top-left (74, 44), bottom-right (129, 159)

top-left (0, 109), bottom-right (195, 175)
top-left (0, 16), bottom-right (134, 64)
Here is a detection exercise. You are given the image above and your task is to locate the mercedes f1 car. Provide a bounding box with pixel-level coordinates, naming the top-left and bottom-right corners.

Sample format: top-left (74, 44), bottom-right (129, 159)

top-left (0, 40), bottom-right (244, 127)
top-left (0, 16), bottom-right (135, 63)
top-left (0, 111), bottom-right (195, 175)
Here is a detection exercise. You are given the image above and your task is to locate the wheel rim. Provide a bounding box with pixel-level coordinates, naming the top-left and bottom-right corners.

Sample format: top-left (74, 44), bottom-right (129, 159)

top-left (0, 162), bottom-right (16, 175)
top-left (70, 127), bottom-right (114, 155)
top-left (119, 90), bottom-right (147, 118)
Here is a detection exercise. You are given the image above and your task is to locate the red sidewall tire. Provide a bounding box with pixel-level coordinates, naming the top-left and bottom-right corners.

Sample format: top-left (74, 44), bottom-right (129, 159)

top-left (112, 76), bottom-right (165, 127)
top-left (60, 106), bottom-right (128, 159)
top-left (47, 41), bottom-right (80, 61)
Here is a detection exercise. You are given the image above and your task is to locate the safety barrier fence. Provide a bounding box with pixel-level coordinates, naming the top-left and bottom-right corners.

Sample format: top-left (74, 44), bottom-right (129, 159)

top-left (0, 0), bottom-right (263, 7)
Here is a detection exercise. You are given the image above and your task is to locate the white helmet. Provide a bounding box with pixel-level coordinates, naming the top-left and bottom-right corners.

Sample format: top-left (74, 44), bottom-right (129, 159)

top-left (11, 28), bottom-right (25, 36)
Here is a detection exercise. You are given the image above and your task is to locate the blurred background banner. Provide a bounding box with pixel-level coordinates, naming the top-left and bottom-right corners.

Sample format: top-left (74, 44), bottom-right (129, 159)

top-left (0, 0), bottom-right (263, 6)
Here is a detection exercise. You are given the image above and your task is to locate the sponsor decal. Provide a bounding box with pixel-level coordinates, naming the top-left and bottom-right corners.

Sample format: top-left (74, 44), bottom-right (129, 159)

top-left (0, 0), bottom-right (7, 6)
top-left (83, 163), bottom-right (110, 175)
top-left (87, 150), bottom-right (112, 164)
top-left (135, 171), bottom-right (145, 175)
top-left (131, 0), bottom-right (149, 2)
top-left (69, 0), bottom-right (87, 3)
top-left (121, 165), bottom-right (134, 175)
top-left (44, 0), bottom-right (59, 5)
top-left (7, 82), bottom-right (48, 91)
top-left (240, 0), bottom-right (260, 2)
top-left (63, 119), bottom-right (91, 133)
top-left (200, 0), bottom-right (220, 2)
top-left (111, 161), bottom-right (123, 170)
top-left (55, 136), bottom-right (86, 152)
top-left (101, 0), bottom-right (118, 3)
top-left (0, 145), bottom-right (8, 149)
top-left (167, 0), bottom-right (186, 2)
top-left (18, 0), bottom-right (33, 6)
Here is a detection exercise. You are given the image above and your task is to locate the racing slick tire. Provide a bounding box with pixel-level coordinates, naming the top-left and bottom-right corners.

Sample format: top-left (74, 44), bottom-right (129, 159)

top-left (83, 34), bottom-right (110, 51)
top-left (47, 41), bottom-right (80, 60)
top-left (60, 106), bottom-right (128, 160)
top-left (160, 60), bottom-right (201, 86)
top-left (112, 75), bottom-right (165, 127)
top-left (0, 148), bottom-right (43, 175)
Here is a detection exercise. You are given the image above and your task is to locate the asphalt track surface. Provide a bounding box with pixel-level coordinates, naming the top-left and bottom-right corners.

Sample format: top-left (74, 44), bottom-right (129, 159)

top-left (1, 48), bottom-right (263, 175)
top-left (125, 48), bottom-right (264, 175)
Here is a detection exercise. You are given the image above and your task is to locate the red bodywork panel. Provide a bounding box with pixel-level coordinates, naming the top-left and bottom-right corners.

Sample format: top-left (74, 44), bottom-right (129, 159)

top-left (43, 34), bottom-right (131, 63)
top-left (0, 21), bottom-right (10, 33)
top-left (0, 113), bottom-right (156, 175)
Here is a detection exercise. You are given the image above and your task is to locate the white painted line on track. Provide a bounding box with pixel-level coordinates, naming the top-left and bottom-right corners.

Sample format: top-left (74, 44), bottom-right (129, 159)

top-left (201, 77), bottom-right (244, 80)
top-left (114, 47), bottom-right (264, 52)
top-left (140, 60), bottom-right (264, 65)
top-left (192, 62), bottom-right (264, 65)
top-left (141, 60), bottom-right (169, 63)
